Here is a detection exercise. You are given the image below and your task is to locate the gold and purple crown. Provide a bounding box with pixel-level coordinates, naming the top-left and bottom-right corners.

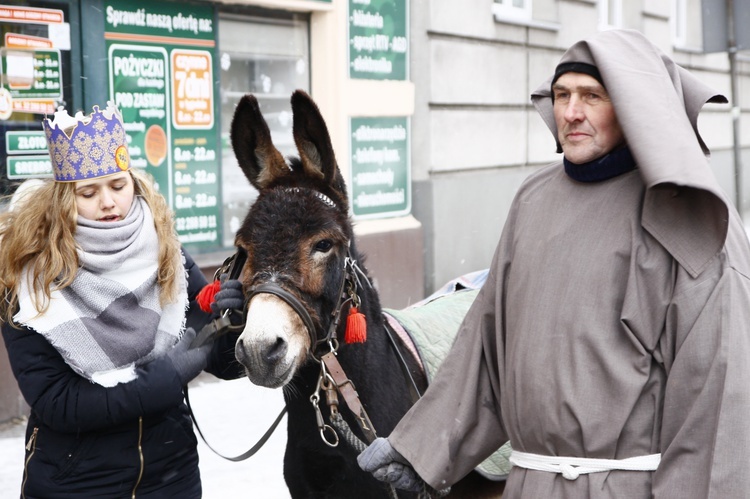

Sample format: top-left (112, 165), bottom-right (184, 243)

top-left (42, 102), bottom-right (131, 182)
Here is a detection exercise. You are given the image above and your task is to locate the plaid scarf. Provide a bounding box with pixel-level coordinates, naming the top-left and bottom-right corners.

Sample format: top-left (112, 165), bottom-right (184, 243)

top-left (15, 197), bottom-right (188, 387)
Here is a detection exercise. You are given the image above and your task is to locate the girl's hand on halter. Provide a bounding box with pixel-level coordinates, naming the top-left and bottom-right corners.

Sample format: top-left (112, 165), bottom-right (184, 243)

top-left (357, 437), bottom-right (423, 492)
top-left (211, 276), bottom-right (245, 322)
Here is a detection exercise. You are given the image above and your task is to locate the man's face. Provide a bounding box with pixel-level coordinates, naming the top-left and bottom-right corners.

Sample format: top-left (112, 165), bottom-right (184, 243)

top-left (553, 72), bottom-right (625, 164)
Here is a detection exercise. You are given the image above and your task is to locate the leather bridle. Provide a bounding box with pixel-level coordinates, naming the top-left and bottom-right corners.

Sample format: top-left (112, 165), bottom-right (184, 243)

top-left (190, 207), bottom-right (393, 456)
top-left (243, 246), bottom-right (379, 447)
top-left (245, 245), bottom-right (369, 360)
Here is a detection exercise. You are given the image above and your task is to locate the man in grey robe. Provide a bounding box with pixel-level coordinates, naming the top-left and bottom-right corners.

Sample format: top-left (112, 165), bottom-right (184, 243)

top-left (358, 29), bottom-right (750, 498)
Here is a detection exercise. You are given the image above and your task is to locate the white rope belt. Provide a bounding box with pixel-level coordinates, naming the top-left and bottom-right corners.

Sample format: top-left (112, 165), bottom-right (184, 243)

top-left (509, 450), bottom-right (661, 481)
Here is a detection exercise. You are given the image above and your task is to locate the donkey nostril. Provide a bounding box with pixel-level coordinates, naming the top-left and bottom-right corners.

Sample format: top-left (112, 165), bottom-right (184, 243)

top-left (235, 341), bottom-right (249, 366)
top-left (264, 337), bottom-right (288, 363)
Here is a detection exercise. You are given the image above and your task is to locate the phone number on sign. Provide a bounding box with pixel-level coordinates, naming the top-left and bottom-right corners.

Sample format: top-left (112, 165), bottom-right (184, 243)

top-left (176, 214), bottom-right (217, 232)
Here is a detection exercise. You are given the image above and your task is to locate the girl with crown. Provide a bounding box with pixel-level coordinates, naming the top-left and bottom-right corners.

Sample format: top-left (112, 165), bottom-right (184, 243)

top-left (0, 103), bottom-right (244, 498)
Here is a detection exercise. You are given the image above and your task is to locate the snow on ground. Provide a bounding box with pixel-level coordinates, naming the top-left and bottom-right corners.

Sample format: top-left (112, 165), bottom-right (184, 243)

top-left (0, 374), bottom-right (291, 498)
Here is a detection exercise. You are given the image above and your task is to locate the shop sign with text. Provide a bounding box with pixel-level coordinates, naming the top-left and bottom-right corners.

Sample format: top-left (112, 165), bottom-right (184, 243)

top-left (105, 0), bottom-right (220, 248)
top-left (348, 0), bottom-right (408, 81)
top-left (5, 130), bottom-right (52, 179)
top-left (349, 116), bottom-right (410, 218)
top-left (1, 48), bottom-right (62, 100)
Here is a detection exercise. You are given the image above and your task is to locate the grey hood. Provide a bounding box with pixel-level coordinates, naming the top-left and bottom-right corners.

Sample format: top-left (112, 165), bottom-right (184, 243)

top-left (531, 29), bottom-right (730, 278)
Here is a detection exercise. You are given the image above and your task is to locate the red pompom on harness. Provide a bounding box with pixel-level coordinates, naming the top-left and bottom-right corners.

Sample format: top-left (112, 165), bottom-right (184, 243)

top-left (344, 307), bottom-right (367, 343)
top-left (196, 280), bottom-right (221, 313)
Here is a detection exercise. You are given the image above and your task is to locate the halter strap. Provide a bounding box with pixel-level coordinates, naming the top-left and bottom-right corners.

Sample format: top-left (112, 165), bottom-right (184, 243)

top-left (246, 282), bottom-right (318, 347)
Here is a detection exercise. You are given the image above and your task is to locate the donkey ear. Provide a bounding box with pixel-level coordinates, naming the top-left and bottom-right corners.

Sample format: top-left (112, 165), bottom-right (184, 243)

top-left (230, 94), bottom-right (289, 190)
top-left (291, 90), bottom-right (342, 190)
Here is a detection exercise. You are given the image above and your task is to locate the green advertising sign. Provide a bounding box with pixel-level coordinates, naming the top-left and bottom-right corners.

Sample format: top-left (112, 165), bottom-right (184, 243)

top-left (6, 131), bottom-right (48, 155)
top-left (104, 2), bottom-right (214, 40)
top-left (7, 155), bottom-right (53, 179)
top-left (6, 130), bottom-right (52, 179)
top-left (108, 44), bottom-right (169, 183)
top-left (105, 0), bottom-right (220, 248)
top-left (349, 116), bottom-right (410, 218)
top-left (348, 0), bottom-right (408, 81)
top-left (1, 48), bottom-right (62, 100)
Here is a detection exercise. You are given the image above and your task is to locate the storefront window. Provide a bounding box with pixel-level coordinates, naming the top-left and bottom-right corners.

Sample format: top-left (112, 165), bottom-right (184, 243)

top-left (218, 11), bottom-right (310, 248)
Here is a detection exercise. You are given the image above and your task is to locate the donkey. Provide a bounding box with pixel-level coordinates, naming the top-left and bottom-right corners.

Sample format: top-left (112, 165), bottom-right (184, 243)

top-left (229, 90), bottom-right (504, 498)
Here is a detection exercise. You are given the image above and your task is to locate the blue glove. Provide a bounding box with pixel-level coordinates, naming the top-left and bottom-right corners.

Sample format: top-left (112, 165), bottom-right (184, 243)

top-left (210, 276), bottom-right (245, 315)
top-left (357, 437), bottom-right (422, 493)
top-left (167, 327), bottom-right (211, 385)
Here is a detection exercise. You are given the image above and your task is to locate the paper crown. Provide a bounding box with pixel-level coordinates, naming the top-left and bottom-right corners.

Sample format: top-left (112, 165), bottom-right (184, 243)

top-left (43, 102), bottom-right (131, 182)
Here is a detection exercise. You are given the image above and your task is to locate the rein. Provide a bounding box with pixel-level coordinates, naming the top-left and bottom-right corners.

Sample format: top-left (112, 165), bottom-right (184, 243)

top-left (244, 246), bottom-right (423, 452)
top-left (191, 187), bottom-right (384, 455)
top-left (186, 243), bottom-right (425, 486)
top-left (186, 249), bottom-right (288, 462)
top-left (185, 389), bottom-right (287, 462)
top-left (190, 244), bottom-right (381, 457)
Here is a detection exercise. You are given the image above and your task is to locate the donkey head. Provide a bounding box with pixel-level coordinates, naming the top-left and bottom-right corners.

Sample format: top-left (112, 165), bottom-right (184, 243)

top-left (231, 91), bottom-right (355, 388)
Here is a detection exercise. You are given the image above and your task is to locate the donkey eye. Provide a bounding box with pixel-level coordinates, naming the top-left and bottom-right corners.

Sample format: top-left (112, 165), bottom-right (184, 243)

top-left (314, 239), bottom-right (333, 253)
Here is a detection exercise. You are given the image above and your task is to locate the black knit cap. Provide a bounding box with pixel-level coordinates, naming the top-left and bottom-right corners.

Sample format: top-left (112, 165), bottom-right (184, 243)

top-left (551, 62), bottom-right (604, 90)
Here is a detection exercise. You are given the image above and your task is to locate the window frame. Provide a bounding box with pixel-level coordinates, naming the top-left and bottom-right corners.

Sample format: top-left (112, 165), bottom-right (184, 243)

top-left (671, 0), bottom-right (688, 47)
top-left (598, 0), bottom-right (623, 30)
top-left (492, 0), bottom-right (532, 23)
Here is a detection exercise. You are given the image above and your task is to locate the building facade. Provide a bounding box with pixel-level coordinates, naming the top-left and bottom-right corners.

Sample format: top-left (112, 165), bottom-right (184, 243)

top-left (0, 0), bottom-right (422, 422)
top-left (0, 0), bottom-right (748, 422)
top-left (411, 0), bottom-right (750, 290)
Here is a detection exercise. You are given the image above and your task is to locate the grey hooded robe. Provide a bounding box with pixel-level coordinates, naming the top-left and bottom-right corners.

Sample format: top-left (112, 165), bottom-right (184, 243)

top-left (388, 29), bottom-right (750, 498)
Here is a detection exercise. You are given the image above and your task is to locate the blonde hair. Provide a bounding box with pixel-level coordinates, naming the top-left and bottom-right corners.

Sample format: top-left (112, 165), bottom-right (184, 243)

top-left (0, 169), bottom-right (183, 325)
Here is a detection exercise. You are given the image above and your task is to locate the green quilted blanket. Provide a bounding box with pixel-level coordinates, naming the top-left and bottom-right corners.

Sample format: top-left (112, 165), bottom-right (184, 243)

top-left (384, 287), bottom-right (512, 481)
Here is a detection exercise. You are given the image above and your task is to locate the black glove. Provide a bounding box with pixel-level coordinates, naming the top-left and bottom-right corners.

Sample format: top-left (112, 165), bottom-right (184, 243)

top-left (210, 276), bottom-right (245, 317)
top-left (167, 327), bottom-right (211, 385)
top-left (357, 437), bottom-right (423, 493)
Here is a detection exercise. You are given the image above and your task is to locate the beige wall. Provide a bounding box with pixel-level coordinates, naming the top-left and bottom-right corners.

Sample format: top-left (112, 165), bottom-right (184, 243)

top-left (305, 0), bottom-right (424, 306)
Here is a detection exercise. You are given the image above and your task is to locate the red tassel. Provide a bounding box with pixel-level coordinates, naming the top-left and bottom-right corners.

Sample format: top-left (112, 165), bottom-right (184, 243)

top-left (196, 280), bottom-right (221, 313)
top-left (344, 307), bottom-right (367, 343)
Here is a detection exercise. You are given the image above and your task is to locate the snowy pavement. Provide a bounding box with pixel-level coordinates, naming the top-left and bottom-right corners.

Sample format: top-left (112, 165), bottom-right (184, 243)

top-left (0, 374), bottom-right (292, 498)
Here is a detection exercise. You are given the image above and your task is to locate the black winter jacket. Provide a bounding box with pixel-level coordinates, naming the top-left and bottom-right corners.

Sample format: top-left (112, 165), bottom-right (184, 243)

top-left (2, 250), bottom-right (243, 499)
